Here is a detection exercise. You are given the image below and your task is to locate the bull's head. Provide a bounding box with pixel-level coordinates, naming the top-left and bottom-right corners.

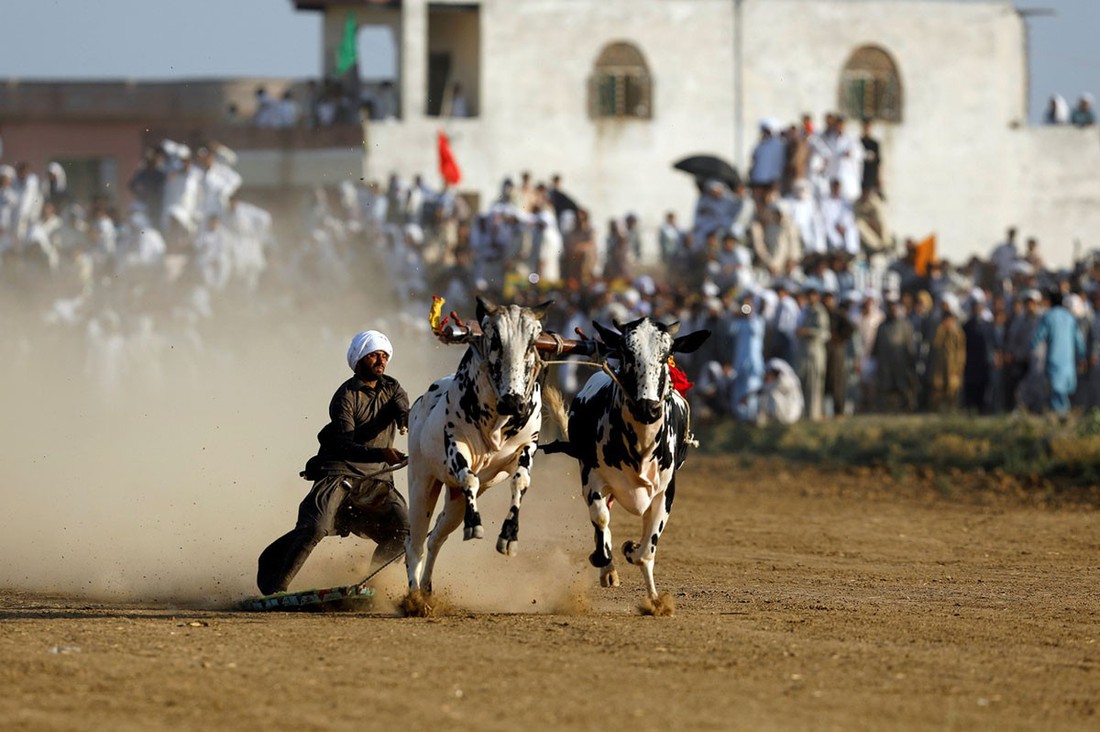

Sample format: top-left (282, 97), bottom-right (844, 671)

top-left (592, 317), bottom-right (710, 424)
top-left (476, 296), bottom-right (553, 416)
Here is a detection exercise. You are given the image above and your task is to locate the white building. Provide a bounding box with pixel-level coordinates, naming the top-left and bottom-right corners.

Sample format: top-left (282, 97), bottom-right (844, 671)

top-left (296, 0), bottom-right (1100, 267)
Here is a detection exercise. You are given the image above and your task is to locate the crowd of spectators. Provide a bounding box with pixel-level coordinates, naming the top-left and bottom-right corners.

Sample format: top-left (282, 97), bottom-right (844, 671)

top-left (246, 78), bottom-right (404, 128)
top-left (240, 76), bottom-right (471, 128)
top-left (0, 140), bottom-right (383, 397)
top-left (243, 76), bottom-right (473, 128)
top-left (349, 111), bottom-right (1097, 424)
top-left (1043, 93), bottom-right (1097, 127)
top-left (2, 108), bottom-right (1097, 421)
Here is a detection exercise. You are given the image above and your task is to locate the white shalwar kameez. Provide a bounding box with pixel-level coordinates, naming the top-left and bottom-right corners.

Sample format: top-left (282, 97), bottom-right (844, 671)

top-left (784, 184), bottom-right (825, 256)
top-left (761, 358), bottom-right (804, 424)
top-left (199, 162), bottom-right (242, 220)
top-left (162, 164), bottom-right (203, 233)
top-left (225, 200), bottom-right (272, 291)
top-left (820, 195), bottom-right (860, 256)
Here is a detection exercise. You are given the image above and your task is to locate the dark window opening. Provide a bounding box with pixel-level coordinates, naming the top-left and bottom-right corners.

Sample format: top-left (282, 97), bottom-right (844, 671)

top-left (839, 46), bottom-right (903, 122)
top-left (589, 42), bottom-right (652, 120)
top-left (427, 3), bottom-right (480, 118)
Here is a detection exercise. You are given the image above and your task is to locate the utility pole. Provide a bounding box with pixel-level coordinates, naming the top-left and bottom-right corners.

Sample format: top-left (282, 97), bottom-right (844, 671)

top-left (733, 0), bottom-right (745, 170)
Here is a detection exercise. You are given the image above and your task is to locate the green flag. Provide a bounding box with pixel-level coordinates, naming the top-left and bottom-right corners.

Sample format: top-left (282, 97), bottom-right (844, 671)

top-left (335, 13), bottom-right (357, 74)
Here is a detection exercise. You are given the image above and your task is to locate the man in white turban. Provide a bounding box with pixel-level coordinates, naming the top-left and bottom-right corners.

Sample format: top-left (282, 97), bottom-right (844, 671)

top-left (257, 329), bottom-right (409, 595)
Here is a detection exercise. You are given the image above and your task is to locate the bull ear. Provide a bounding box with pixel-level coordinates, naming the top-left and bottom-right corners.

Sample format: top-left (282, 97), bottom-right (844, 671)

top-left (672, 329), bottom-right (711, 354)
top-left (476, 295), bottom-right (498, 322)
top-left (592, 320), bottom-right (623, 351)
top-left (530, 300), bottom-right (554, 320)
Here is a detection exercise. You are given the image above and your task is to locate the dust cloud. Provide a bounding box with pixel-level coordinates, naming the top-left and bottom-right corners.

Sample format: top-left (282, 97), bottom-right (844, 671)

top-left (0, 282), bottom-right (599, 610)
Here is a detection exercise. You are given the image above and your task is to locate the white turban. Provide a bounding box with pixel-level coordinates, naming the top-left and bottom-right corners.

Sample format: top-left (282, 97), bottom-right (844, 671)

top-left (47, 162), bottom-right (67, 192)
top-left (347, 330), bottom-right (393, 371)
top-left (941, 292), bottom-right (961, 316)
top-left (760, 117), bottom-right (780, 134)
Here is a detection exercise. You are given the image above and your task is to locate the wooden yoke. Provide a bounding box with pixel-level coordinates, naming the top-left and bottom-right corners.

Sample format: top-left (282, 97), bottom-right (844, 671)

top-left (429, 297), bottom-right (603, 358)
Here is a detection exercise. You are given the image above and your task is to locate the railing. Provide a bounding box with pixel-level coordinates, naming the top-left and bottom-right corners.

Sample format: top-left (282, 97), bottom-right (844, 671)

top-left (142, 123), bottom-right (365, 152)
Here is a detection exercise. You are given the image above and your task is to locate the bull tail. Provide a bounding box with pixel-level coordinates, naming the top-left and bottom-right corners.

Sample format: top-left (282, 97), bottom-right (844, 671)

top-left (540, 383), bottom-right (569, 441)
top-left (539, 440), bottom-right (579, 458)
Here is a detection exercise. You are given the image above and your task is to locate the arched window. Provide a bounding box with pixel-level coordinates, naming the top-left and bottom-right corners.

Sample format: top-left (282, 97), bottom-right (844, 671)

top-left (589, 42), bottom-right (652, 120)
top-left (839, 46), bottom-right (903, 122)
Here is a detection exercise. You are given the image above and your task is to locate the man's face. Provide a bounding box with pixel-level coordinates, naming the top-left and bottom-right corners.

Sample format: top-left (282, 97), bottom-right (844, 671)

top-left (360, 350), bottom-right (389, 379)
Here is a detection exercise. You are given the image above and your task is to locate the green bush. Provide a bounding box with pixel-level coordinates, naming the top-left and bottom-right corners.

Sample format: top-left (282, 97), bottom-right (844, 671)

top-left (696, 413), bottom-right (1100, 489)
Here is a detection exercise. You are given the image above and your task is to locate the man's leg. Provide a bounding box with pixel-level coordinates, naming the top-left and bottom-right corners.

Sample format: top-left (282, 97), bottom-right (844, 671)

top-left (353, 483), bottom-right (411, 571)
top-left (256, 476), bottom-right (347, 595)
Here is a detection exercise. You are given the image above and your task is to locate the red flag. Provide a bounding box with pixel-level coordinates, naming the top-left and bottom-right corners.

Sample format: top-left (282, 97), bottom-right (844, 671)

top-left (668, 356), bottom-right (694, 396)
top-left (438, 130), bottom-right (461, 186)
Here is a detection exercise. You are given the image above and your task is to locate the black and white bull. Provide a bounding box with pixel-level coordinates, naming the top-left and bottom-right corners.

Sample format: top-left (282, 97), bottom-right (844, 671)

top-left (547, 317), bottom-right (709, 603)
top-left (404, 297), bottom-right (551, 594)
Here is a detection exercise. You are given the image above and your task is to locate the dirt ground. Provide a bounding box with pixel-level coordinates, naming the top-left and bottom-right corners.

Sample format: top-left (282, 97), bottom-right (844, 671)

top-left (2, 456), bottom-right (1098, 732)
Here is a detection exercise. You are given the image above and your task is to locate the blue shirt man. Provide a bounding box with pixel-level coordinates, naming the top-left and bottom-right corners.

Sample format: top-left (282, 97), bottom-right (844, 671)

top-left (1030, 292), bottom-right (1086, 414)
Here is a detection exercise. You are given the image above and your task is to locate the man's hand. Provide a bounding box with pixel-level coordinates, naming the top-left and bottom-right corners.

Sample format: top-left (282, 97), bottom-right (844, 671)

top-left (379, 448), bottom-right (406, 465)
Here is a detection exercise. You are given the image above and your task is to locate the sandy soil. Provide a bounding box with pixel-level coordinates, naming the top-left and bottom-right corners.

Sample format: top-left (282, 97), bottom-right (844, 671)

top-left (2, 456), bottom-right (1098, 732)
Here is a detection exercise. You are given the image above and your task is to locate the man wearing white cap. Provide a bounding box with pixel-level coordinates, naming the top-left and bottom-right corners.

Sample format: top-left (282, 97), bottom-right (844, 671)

top-left (257, 330), bottom-right (410, 595)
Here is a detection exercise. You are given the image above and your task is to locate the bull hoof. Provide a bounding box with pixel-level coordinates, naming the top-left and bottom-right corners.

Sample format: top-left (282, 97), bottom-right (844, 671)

top-left (399, 590), bottom-right (435, 618)
top-left (588, 550), bottom-right (611, 568)
top-left (600, 568), bottom-right (620, 588)
top-left (464, 524), bottom-right (484, 541)
top-left (622, 540), bottom-right (640, 564)
top-left (496, 536), bottom-right (518, 556)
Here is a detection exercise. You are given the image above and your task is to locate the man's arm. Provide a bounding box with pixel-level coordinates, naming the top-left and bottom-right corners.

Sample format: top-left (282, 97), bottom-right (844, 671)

top-left (390, 381), bottom-right (411, 432)
top-left (324, 388), bottom-right (403, 464)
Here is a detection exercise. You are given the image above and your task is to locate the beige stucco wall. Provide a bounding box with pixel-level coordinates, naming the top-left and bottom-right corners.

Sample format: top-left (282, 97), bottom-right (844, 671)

top-left (1011, 126), bottom-right (1100, 264)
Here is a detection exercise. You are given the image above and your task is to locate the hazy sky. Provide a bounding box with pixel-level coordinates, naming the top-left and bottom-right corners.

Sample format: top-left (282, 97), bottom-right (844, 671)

top-left (1, 0), bottom-right (1097, 122)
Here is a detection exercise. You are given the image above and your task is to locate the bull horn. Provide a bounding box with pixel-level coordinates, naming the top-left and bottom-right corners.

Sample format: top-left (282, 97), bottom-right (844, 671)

top-left (476, 296), bottom-right (499, 321)
top-left (530, 300), bottom-right (554, 320)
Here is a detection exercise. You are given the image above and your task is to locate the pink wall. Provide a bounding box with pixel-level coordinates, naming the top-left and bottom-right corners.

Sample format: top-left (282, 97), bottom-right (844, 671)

top-left (1, 121), bottom-right (146, 206)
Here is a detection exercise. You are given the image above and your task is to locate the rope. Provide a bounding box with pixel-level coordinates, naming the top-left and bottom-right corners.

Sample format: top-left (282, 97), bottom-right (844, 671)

top-left (537, 357), bottom-right (605, 369)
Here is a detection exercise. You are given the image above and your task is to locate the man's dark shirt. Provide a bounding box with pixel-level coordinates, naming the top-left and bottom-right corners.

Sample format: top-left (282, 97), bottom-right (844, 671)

top-left (128, 167), bottom-right (166, 219)
top-left (861, 135), bottom-right (881, 193)
top-left (308, 374), bottom-right (409, 477)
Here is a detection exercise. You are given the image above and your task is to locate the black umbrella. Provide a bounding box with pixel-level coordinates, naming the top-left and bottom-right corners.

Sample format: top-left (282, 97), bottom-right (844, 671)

top-left (550, 188), bottom-right (580, 216)
top-left (673, 154), bottom-right (742, 190)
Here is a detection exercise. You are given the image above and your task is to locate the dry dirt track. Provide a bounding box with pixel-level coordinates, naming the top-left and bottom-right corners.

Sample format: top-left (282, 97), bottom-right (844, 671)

top-left (2, 456), bottom-right (1098, 732)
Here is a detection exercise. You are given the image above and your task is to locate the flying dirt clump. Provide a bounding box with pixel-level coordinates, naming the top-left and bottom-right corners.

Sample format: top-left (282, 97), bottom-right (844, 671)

top-left (639, 591), bottom-right (676, 617)
top-left (398, 590), bottom-right (451, 618)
